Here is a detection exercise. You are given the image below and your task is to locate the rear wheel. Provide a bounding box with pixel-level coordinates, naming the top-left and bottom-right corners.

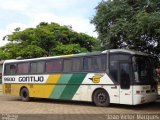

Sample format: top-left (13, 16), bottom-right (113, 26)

top-left (20, 88), bottom-right (30, 102)
top-left (93, 89), bottom-right (110, 107)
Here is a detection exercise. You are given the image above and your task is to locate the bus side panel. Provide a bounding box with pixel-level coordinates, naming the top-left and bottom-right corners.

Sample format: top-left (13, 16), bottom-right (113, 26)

top-left (3, 84), bottom-right (58, 98)
top-left (3, 74), bottom-right (61, 98)
top-left (72, 85), bottom-right (120, 104)
top-left (72, 73), bottom-right (120, 104)
top-left (49, 73), bottom-right (87, 100)
top-left (3, 84), bottom-right (29, 96)
top-left (3, 73), bottom-right (120, 104)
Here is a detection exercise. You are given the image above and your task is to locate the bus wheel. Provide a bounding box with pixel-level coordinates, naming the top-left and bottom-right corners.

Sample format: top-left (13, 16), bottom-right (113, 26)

top-left (20, 88), bottom-right (30, 102)
top-left (93, 89), bottom-right (110, 107)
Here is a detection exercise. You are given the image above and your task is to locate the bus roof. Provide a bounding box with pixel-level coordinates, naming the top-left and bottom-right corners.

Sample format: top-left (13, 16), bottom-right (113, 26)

top-left (106, 49), bottom-right (149, 56)
top-left (4, 49), bottom-right (149, 64)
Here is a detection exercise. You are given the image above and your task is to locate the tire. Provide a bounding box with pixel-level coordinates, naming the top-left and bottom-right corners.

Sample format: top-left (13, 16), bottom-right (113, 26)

top-left (20, 88), bottom-right (30, 102)
top-left (93, 89), bottom-right (110, 107)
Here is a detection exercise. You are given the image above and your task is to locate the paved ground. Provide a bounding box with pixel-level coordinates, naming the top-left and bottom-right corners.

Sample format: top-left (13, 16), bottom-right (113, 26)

top-left (0, 84), bottom-right (160, 120)
top-left (0, 93), bottom-right (160, 114)
top-left (0, 96), bottom-right (160, 120)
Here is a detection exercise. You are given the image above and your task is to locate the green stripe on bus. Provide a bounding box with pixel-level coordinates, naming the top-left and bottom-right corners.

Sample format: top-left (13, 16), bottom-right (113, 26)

top-left (60, 73), bottom-right (86, 100)
top-left (49, 74), bottom-right (72, 99)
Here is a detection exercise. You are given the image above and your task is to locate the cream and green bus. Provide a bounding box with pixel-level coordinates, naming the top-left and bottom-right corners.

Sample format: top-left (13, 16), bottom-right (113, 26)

top-left (2, 49), bottom-right (158, 106)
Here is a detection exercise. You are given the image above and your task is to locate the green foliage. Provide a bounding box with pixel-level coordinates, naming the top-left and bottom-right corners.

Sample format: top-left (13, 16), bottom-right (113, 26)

top-left (18, 45), bottom-right (47, 59)
top-left (91, 0), bottom-right (160, 58)
top-left (0, 43), bottom-right (20, 59)
top-left (52, 44), bottom-right (87, 55)
top-left (0, 43), bottom-right (46, 59)
top-left (0, 22), bottom-right (96, 60)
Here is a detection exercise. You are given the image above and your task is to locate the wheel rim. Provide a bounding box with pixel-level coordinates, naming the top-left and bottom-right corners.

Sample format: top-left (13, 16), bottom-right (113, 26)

top-left (97, 92), bottom-right (107, 103)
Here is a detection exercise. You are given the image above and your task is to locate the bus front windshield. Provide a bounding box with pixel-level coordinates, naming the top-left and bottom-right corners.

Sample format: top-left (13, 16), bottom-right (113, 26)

top-left (133, 55), bottom-right (155, 84)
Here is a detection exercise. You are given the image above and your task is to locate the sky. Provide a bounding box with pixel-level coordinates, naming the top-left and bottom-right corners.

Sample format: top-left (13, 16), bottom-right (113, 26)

top-left (0, 0), bottom-right (102, 47)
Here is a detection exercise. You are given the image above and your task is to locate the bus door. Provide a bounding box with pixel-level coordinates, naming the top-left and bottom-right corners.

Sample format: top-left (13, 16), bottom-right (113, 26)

top-left (119, 61), bottom-right (132, 105)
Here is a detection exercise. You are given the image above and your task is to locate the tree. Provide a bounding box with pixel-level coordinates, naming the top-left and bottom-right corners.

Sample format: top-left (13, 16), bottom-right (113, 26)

top-left (52, 44), bottom-right (87, 55)
top-left (0, 43), bottom-right (21, 59)
top-left (1, 22), bottom-right (97, 59)
top-left (91, 0), bottom-right (160, 59)
top-left (0, 43), bottom-right (46, 59)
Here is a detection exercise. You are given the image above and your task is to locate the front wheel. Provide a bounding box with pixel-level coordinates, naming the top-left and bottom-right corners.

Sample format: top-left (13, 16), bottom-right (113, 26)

top-left (93, 89), bottom-right (110, 107)
top-left (20, 88), bottom-right (30, 102)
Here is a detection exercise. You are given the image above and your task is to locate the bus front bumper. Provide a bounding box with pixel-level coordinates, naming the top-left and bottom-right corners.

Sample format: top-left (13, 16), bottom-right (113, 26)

top-left (133, 93), bottom-right (158, 105)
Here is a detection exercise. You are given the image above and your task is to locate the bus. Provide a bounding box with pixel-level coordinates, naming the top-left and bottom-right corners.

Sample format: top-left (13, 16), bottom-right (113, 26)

top-left (2, 49), bottom-right (158, 106)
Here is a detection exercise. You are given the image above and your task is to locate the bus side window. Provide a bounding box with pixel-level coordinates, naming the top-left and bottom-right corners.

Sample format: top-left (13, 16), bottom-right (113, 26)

top-left (92, 55), bottom-right (106, 71)
top-left (46, 59), bottom-right (62, 73)
top-left (92, 57), bottom-right (100, 71)
top-left (37, 62), bottom-right (45, 73)
top-left (83, 57), bottom-right (92, 71)
top-left (53, 60), bottom-right (62, 71)
top-left (5, 64), bottom-right (17, 75)
top-left (63, 59), bottom-right (72, 72)
top-left (72, 58), bottom-right (81, 72)
top-left (31, 62), bottom-right (37, 73)
top-left (109, 61), bottom-right (118, 82)
top-left (101, 55), bottom-right (106, 70)
top-left (17, 63), bottom-right (29, 74)
top-left (31, 61), bottom-right (45, 74)
top-left (46, 61), bottom-right (53, 73)
top-left (5, 65), bottom-right (10, 75)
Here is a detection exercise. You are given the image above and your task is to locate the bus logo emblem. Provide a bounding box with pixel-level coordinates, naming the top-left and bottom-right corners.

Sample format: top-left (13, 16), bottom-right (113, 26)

top-left (89, 75), bottom-right (102, 83)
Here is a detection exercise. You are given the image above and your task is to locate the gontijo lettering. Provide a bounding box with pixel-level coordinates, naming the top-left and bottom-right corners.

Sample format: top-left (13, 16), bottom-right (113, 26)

top-left (19, 76), bottom-right (44, 82)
